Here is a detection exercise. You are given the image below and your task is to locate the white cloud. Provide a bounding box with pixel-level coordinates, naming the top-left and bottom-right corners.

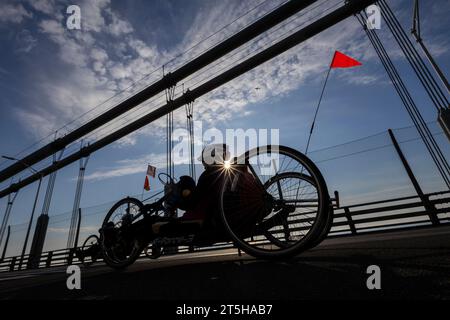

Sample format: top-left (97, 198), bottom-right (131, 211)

top-left (93, 61), bottom-right (106, 75)
top-left (15, 0), bottom-right (395, 147)
top-left (15, 109), bottom-right (59, 136)
top-left (0, 3), bottom-right (32, 23)
top-left (343, 74), bottom-right (380, 86)
top-left (91, 48), bottom-right (108, 62)
top-left (81, 0), bottom-right (109, 33)
top-left (128, 39), bottom-right (157, 59)
top-left (107, 8), bottom-right (134, 36)
top-left (38, 18), bottom-right (62, 35)
top-left (27, 0), bottom-right (55, 15)
top-left (84, 152), bottom-right (167, 181)
top-left (15, 29), bottom-right (38, 53)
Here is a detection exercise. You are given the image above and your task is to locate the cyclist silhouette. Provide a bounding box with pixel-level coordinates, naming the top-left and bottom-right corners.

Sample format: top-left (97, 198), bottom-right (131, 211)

top-left (99, 143), bottom-right (264, 259)
top-left (182, 143), bottom-right (230, 221)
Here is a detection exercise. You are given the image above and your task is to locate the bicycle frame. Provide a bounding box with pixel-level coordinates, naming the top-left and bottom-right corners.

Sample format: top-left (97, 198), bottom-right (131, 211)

top-left (130, 196), bottom-right (167, 224)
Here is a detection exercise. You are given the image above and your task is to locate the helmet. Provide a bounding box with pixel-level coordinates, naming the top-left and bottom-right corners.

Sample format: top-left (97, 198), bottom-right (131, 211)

top-left (200, 143), bottom-right (230, 167)
top-left (177, 175), bottom-right (196, 210)
top-left (164, 175), bottom-right (196, 211)
top-left (178, 175), bottom-right (196, 198)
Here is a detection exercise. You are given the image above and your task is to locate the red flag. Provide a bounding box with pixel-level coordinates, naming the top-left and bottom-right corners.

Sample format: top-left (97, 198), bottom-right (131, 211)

top-left (143, 175), bottom-right (150, 191)
top-left (330, 51), bottom-right (362, 69)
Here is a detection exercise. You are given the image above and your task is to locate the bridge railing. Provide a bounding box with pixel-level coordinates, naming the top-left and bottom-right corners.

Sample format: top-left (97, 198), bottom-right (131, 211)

top-left (1, 189), bottom-right (449, 273)
top-left (330, 189), bottom-right (450, 236)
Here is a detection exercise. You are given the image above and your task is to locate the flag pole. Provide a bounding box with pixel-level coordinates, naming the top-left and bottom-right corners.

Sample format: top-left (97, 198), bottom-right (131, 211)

top-left (141, 168), bottom-right (148, 201)
top-left (141, 180), bottom-right (145, 201)
top-left (305, 62), bottom-right (333, 155)
top-left (304, 50), bottom-right (361, 154)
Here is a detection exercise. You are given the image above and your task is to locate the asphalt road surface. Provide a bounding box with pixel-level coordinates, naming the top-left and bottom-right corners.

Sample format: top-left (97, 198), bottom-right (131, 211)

top-left (1, 225), bottom-right (449, 300)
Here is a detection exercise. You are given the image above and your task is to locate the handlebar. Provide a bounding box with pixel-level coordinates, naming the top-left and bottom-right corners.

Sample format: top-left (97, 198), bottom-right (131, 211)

top-left (158, 172), bottom-right (175, 186)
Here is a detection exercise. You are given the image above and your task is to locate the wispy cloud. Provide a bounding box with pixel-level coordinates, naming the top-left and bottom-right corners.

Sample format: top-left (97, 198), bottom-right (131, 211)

top-left (11, 1), bottom-right (372, 141)
top-left (48, 226), bottom-right (98, 234)
top-left (10, 0), bottom-right (428, 148)
top-left (83, 152), bottom-right (167, 181)
top-left (0, 3), bottom-right (32, 23)
top-left (27, 0), bottom-right (56, 16)
top-left (14, 29), bottom-right (38, 53)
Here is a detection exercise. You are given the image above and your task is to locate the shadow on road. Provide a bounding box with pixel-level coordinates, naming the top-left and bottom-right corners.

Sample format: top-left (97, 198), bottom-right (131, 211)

top-left (2, 226), bottom-right (450, 300)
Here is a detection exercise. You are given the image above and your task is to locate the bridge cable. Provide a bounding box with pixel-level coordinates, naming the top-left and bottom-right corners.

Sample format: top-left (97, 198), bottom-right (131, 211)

top-left (0, 185), bottom-right (19, 251)
top-left (66, 141), bottom-right (90, 250)
top-left (356, 12), bottom-right (450, 188)
top-left (165, 69), bottom-right (177, 180)
top-left (378, 0), bottom-right (448, 110)
top-left (41, 144), bottom-right (65, 218)
top-left (0, 0), bottom-right (277, 171)
top-left (184, 85), bottom-right (196, 181)
top-left (377, 1), bottom-right (450, 176)
top-left (356, 12), bottom-right (450, 187)
top-left (78, 1), bottom-right (337, 145)
top-left (5, 0), bottom-right (336, 178)
top-left (0, 0), bottom-right (377, 198)
top-left (411, 0), bottom-right (449, 93)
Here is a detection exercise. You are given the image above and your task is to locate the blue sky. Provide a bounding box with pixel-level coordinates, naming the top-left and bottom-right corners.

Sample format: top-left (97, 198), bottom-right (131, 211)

top-left (0, 0), bottom-right (449, 252)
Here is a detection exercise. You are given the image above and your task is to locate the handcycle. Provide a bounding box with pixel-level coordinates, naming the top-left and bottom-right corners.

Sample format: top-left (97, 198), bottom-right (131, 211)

top-left (78, 145), bottom-right (334, 269)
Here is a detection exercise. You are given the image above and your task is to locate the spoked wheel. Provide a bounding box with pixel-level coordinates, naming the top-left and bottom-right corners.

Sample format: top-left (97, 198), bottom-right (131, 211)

top-left (100, 197), bottom-right (145, 269)
top-left (219, 145), bottom-right (330, 259)
top-left (80, 235), bottom-right (101, 267)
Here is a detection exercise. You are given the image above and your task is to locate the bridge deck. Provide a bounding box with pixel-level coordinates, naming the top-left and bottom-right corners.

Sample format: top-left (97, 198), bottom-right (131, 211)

top-left (1, 225), bottom-right (449, 300)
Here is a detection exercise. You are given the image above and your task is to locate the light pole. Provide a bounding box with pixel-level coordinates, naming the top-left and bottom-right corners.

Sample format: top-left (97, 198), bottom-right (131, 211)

top-left (1, 155), bottom-right (43, 270)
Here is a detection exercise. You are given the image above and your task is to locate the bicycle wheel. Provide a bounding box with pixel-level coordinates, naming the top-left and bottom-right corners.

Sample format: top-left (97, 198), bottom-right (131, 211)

top-left (100, 197), bottom-right (145, 269)
top-left (219, 145), bottom-right (330, 259)
top-left (80, 235), bottom-right (100, 267)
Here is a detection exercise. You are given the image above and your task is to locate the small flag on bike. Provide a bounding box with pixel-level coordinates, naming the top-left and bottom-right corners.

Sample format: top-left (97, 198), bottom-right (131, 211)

top-left (146, 165), bottom-right (156, 178)
top-left (330, 50), bottom-right (362, 69)
top-left (144, 175), bottom-right (150, 191)
top-left (304, 50), bottom-right (362, 155)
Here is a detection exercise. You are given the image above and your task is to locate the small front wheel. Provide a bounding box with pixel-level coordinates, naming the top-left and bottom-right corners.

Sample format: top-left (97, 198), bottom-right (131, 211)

top-left (100, 197), bottom-right (145, 269)
top-left (79, 235), bottom-right (101, 267)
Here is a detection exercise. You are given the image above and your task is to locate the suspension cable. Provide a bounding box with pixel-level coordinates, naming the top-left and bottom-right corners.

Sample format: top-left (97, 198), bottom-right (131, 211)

top-left (376, 1), bottom-right (450, 174)
top-left (184, 89), bottom-right (196, 180)
top-left (0, 0), bottom-right (283, 169)
top-left (2, 1), bottom-right (347, 185)
top-left (76, 0), bottom-right (340, 149)
top-left (165, 73), bottom-right (176, 180)
top-left (356, 12), bottom-right (450, 188)
top-left (378, 0), bottom-right (448, 110)
top-left (356, 13), bottom-right (450, 185)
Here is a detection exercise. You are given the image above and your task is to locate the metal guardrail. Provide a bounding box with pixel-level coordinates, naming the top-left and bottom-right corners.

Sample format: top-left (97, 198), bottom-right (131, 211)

top-left (1, 189), bottom-right (449, 273)
top-left (330, 189), bottom-right (450, 236)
